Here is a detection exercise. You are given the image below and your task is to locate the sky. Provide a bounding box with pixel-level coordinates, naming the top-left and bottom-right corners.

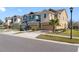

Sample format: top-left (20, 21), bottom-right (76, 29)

top-left (0, 7), bottom-right (79, 22)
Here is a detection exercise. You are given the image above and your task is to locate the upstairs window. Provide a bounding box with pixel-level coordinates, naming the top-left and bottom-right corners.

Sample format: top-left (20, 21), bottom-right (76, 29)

top-left (32, 15), bottom-right (35, 19)
top-left (35, 15), bottom-right (41, 20)
top-left (29, 15), bottom-right (35, 19)
top-left (23, 15), bottom-right (27, 20)
top-left (44, 14), bottom-right (46, 18)
top-left (14, 18), bottom-right (17, 22)
top-left (29, 16), bottom-right (31, 19)
top-left (54, 14), bottom-right (58, 19)
top-left (14, 16), bottom-right (17, 22)
top-left (29, 15), bottom-right (35, 21)
top-left (35, 16), bottom-right (39, 19)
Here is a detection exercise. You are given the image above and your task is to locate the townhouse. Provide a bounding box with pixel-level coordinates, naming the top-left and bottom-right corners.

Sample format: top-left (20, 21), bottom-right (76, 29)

top-left (26, 9), bottom-right (68, 30)
top-left (5, 8), bottom-right (68, 30)
top-left (5, 15), bottom-right (22, 25)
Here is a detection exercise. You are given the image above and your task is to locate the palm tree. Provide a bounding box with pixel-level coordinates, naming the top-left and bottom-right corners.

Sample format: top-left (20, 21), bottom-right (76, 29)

top-left (49, 18), bottom-right (59, 32)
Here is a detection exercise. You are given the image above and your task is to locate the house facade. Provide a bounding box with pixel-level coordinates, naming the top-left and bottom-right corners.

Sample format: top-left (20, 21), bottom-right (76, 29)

top-left (4, 15), bottom-right (23, 29)
top-left (5, 15), bottom-right (23, 25)
top-left (4, 8), bottom-right (68, 30)
top-left (26, 9), bottom-right (68, 30)
top-left (5, 17), bottom-right (12, 26)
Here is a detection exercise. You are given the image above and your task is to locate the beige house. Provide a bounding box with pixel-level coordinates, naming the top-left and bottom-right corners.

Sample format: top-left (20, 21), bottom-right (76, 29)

top-left (4, 15), bottom-right (23, 29)
top-left (5, 15), bottom-right (22, 25)
top-left (12, 15), bottom-right (22, 24)
top-left (28, 9), bottom-right (68, 30)
top-left (5, 17), bottom-right (12, 26)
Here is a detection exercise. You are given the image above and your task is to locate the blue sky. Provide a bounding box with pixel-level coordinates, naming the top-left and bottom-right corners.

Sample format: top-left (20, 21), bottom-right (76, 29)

top-left (0, 7), bottom-right (79, 22)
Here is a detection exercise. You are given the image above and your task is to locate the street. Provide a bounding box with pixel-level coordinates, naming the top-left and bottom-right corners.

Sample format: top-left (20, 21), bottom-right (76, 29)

top-left (0, 34), bottom-right (78, 52)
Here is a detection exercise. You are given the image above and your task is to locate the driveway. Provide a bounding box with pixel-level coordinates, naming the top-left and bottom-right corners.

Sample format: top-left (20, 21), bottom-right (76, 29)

top-left (1, 31), bottom-right (42, 39)
top-left (0, 34), bottom-right (78, 52)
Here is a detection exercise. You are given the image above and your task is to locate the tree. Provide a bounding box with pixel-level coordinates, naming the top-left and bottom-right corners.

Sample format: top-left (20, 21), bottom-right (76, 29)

top-left (49, 18), bottom-right (59, 32)
top-left (68, 21), bottom-right (79, 29)
top-left (0, 19), bottom-right (3, 25)
top-left (72, 22), bottom-right (79, 30)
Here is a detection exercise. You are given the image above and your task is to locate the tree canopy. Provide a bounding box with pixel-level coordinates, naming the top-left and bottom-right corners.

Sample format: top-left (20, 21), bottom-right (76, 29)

top-left (49, 18), bottom-right (59, 32)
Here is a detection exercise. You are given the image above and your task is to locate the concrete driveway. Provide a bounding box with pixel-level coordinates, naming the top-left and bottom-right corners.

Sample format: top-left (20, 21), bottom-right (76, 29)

top-left (0, 34), bottom-right (78, 52)
top-left (1, 31), bottom-right (42, 38)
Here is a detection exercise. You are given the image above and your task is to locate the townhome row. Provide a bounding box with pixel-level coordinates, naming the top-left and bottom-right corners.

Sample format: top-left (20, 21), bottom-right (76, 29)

top-left (4, 8), bottom-right (68, 30)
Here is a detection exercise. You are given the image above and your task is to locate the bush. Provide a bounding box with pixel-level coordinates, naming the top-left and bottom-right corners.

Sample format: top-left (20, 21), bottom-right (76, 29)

top-left (55, 29), bottom-right (66, 33)
top-left (11, 23), bottom-right (22, 31)
top-left (30, 25), bottom-right (38, 31)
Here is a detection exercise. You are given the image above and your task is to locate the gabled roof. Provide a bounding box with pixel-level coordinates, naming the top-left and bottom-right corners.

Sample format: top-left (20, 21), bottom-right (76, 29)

top-left (57, 9), bottom-right (65, 12)
top-left (28, 9), bottom-right (65, 15)
top-left (48, 9), bottom-right (65, 14)
top-left (48, 8), bottom-right (57, 12)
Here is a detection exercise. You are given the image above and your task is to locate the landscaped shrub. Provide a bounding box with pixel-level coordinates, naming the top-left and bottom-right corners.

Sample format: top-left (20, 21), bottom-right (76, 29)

top-left (11, 23), bottom-right (22, 31)
top-left (30, 25), bottom-right (38, 31)
top-left (63, 29), bottom-right (66, 32)
top-left (55, 29), bottom-right (66, 33)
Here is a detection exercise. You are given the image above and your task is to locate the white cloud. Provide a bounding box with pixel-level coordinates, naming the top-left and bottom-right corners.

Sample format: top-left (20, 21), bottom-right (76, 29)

top-left (0, 7), bottom-right (6, 12)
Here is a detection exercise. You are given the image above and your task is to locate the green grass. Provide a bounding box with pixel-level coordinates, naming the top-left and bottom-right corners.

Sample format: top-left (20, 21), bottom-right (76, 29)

top-left (0, 29), bottom-right (4, 32)
top-left (37, 34), bottom-right (79, 44)
top-left (0, 25), bottom-right (5, 32)
top-left (48, 29), bottom-right (79, 37)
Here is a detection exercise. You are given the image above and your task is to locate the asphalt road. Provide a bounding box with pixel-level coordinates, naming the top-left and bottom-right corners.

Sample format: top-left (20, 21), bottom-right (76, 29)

top-left (0, 34), bottom-right (78, 52)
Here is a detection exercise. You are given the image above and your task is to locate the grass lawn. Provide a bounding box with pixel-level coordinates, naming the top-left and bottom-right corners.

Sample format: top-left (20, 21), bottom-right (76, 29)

top-left (37, 34), bottom-right (79, 44)
top-left (0, 29), bottom-right (4, 32)
top-left (48, 29), bottom-right (79, 37)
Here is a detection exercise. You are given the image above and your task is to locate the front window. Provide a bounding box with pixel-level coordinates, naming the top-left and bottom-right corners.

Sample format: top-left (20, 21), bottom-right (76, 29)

top-left (44, 14), bottom-right (46, 18)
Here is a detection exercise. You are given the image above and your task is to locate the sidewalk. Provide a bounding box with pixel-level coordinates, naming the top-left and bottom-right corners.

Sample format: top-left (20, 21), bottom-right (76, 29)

top-left (43, 33), bottom-right (79, 39)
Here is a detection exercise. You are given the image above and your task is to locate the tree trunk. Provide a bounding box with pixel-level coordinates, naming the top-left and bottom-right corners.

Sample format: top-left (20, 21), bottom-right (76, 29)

top-left (52, 25), bottom-right (55, 32)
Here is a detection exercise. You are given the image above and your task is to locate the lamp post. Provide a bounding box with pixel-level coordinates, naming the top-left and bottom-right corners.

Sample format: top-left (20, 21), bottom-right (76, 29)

top-left (70, 7), bottom-right (73, 39)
